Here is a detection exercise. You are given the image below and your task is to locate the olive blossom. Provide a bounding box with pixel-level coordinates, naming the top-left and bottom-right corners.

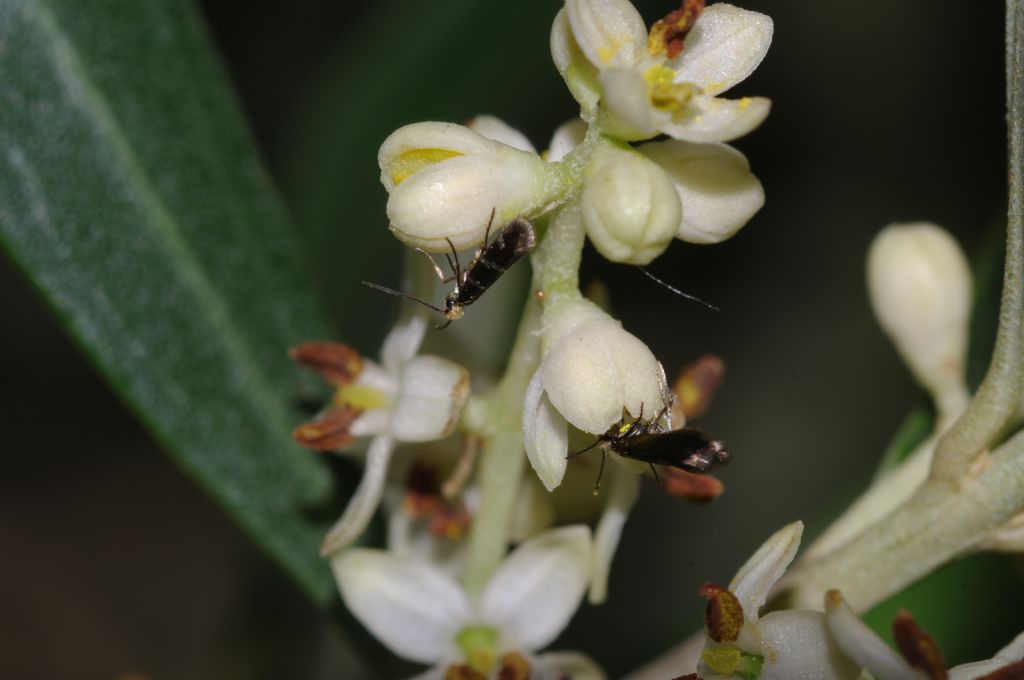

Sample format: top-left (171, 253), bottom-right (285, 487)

top-left (523, 296), bottom-right (667, 491)
top-left (292, 314), bottom-right (470, 555)
top-left (379, 121), bottom-right (562, 252)
top-left (695, 522), bottom-right (860, 680)
top-left (552, 0), bottom-right (772, 143)
top-left (331, 526), bottom-right (604, 679)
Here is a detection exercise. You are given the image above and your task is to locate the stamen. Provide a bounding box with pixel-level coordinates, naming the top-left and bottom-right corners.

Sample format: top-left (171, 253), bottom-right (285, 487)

top-left (643, 66), bottom-right (701, 119)
top-left (661, 468), bottom-right (724, 503)
top-left (292, 405), bottom-right (363, 451)
top-left (699, 582), bottom-right (744, 643)
top-left (673, 354), bottom-right (726, 423)
top-left (289, 342), bottom-right (363, 385)
top-left (892, 610), bottom-right (947, 679)
top-left (648, 0), bottom-right (705, 59)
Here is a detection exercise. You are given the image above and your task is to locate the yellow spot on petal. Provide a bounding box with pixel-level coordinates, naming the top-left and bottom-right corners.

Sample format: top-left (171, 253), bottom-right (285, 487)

top-left (597, 43), bottom-right (619, 65)
top-left (389, 148), bottom-right (462, 185)
top-left (738, 97), bottom-right (752, 111)
top-left (643, 65), bottom-right (701, 120)
top-left (337, 384), bottom-right (390, 410)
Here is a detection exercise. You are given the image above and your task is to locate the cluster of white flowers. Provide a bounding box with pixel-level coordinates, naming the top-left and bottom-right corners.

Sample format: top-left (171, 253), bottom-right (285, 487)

top-left (283, 0), bottom-right (1024, 677)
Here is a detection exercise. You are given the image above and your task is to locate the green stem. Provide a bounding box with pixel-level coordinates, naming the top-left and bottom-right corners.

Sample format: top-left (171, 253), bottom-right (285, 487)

top-left (462, 290), bottom-right (543, 598)
top-left (533, 200), bottom-right (586, 301)
top-left (931, 0), bottom-right (1024, 482)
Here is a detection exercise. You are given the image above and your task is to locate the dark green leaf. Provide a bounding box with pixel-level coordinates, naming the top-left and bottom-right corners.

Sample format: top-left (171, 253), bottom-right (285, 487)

top-left (0, 0), bottom-right (339, 603)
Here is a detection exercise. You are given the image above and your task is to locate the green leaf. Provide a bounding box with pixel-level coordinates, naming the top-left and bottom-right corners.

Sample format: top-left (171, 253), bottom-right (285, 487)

top-left (0, 0), bottom-right (339, 603)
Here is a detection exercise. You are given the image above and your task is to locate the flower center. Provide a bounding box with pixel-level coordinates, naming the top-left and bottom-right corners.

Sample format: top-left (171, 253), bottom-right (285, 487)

top-left (390, 148), bottom-right (463, 185)
top-left (702, 646), bottom-right (764, 679)
top-left (455, 625), bottom-right (499, 675)
top-left (335, 383), bottom-right (391, 411)
top-left (643, 65), bottom-right (701, 119)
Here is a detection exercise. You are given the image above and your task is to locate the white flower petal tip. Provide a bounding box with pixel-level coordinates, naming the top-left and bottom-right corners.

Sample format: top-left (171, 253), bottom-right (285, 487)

top-left (467, 115), bottom-right (537, 153)
top-left (381, 313), bottom-right (428, 371)
top-left (581, 145), bottom-right (680, 264)
top-left (674, 4), bottom-right (774, 96)
top-left (481, 525), bottom-right (593, 652)
top-left (824, 590), bottom-right (924, 680)
top-left (330, 548), bottom-right (470, 665)
top-left (867, 223), bottom-right (971, 414)
top-left (379, 122), bottom-right (555, 252)
top-left (524, 369), bottom-right (570, 491)
top-left (390, 356), bottom-right (470, 442)
top-left (729, 521), bottom-right (803, 619)
top-left (547, 118), bottom-right (588, 163)
top-left (589, 467), bottom-right (640, 604)
top-left (537, 298), bottom-right (666, 436)
top-left (641, 140), bottom-right (764, 244)
top-left (320, 435), bottom-right (395, 556)
top-left (661, 95), bottom-right (772, 143)
top-left (551, 10), bottom-right (602, 115)
top-left (565, 0), bottom-right (647, 70)
top-left (534, 651), bottom-right (607, 680)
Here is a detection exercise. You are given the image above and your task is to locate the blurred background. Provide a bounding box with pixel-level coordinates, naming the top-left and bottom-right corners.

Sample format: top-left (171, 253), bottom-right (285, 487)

top-left (3, 0), bottom-right (1022, 677)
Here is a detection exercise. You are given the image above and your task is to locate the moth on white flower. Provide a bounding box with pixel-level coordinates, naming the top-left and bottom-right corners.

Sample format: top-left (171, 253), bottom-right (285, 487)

top-left (291, 314), bottom-right (470, 555)
top-left (867, 223), bottom-right (972, 423)
top-left (552, 0), bottom-right (773, 143)
top-left (331, 525), bottom-right (605, 679)
top-left (379, 121), bottom-right (560, 252)
top-left (523, 297), bottom-right (667, 491)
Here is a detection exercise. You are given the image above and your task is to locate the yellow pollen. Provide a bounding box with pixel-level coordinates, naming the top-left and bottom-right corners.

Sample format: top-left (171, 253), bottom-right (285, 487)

top-left (597, 39), bottom-right (622, 65)
top-left (643, 65), bottom-right (700, 119)
top-left (389, 148), bottom-right (462, 185)
top-left (738, 96), bottom-right (752, 110)
top-left (702, 646), bottom-right (743, 675)
top-left (336, 384), bottom-right (390, 411)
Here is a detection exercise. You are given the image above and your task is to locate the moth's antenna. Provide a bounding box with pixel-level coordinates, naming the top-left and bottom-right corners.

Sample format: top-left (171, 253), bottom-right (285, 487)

top-left (362, 281), bottom-right (444, 314)
top-left (636, 267), bottom-right (719, 312)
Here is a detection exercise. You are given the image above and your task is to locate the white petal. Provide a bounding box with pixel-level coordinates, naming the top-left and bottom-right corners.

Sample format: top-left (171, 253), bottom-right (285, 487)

top-left (758, 610), bottom-right (861, 680)
top-left (468, 115), bottom-right (537, 153)
top-left (824, 591), bottom-right (926, 680)
top-left (660, 95), bottom-right (771, 143)
top-left (391, 355), bottom-right (469, 442)
top-left (547, 118), bottom-right (588, 164)
top-left (350, 408), bottom-right (393, 437)
top-left (949, 630), bottom-right (1024, 679)
top-left (321, 435), bottom-right (395, 555)
top-left (641, 140), bottom-right (764, 244)
top-left (599, 68), bottom-right (663, 140)
top-left (996, 629), bottom-right (1024, 658)
top-left (729, 521), bottom-right (802, 621)
top-left (406, 669), bottom-right (445, 680)
top-left (550, 10), bottom-right (602, 115)
top-left (607, 327), bottom-right (667, 420)
top-left (387, 150), bottom-right (553, 252)
top-left (540, 322), bottom-right (623, 434)
top-left (533, 651), bottom-right (607, 680)
top-left (480, 526), bottom-right (593, 652)
top-left (565, 0), bottom-right (647, 69)
top-left (379, 122), bottom-right (496, 190)
top-left (672, 4), bottom-right (773, 96)
top-left (382, 314), bottom-right (428, 371)
top-left (523, 369), bottom-right (570, 491)
top-left (331, 548), bottom-right (470, 665)
top-left (589, 466), bottom-right (640, 604)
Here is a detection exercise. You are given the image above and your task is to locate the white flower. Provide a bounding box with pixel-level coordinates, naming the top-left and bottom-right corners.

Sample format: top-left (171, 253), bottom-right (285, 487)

top-left (867, 223), bottom-right (972, 424)
top-left (580, 142), bottom-right (681, 264)
top-left (292, 314), bottom-right (470, 555)
top-left (331, 526), bottom-right (605, 679)
top-left (696, 522), bottom-right (861, 680)
top-left (523, 297), bottom-right (667, 491)
top-left (552, 0), bottom-right (772, 143)
top-left (825, 590), bottom-right (1024, 680)
top-left (379, 121), bottom-right (560, 252)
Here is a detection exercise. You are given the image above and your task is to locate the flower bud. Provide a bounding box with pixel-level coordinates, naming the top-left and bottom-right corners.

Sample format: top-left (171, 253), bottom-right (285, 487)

top-left (379, 122), bottom-right (558, 252)
top-left (867, 223), bottom-right (971, 418)
top-left (580, 144), bottom-right (681, 264)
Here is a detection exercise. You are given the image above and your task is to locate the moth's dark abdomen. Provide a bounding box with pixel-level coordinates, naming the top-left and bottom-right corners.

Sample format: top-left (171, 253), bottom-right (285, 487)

top-left (456, 219), bottom-right (536, 305)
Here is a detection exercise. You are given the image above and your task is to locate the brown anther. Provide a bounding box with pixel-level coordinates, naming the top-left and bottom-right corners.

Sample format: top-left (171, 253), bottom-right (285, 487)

top-left (289, 341), bottom-right (363, 385)
top-left (977, 661), bottom-right (1024, 679)
top-left (661, 468), bottom-right (724, 504)
top-left (292, 405), bottom-right (362, 451)
top-left (496, 652), bottom-right (531, 680)
top-left (428, 500), bottom-right (472, 540)
top-left (648, 0), bottom-right (705, 60)
top-left (445, 665), bottom-right (487, 680)
top-left (672, 354), bottom-right (725, 424)
top-left (403, 459), bottom-right (444, 519)
top-left (893, 610), bottom-right (947, 680)
top-left (699, 582), bottom-right (744, 643)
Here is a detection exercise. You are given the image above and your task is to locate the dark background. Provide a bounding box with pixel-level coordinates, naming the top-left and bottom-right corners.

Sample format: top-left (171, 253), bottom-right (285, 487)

top-left (3, 0), bottom-right (1022, 677)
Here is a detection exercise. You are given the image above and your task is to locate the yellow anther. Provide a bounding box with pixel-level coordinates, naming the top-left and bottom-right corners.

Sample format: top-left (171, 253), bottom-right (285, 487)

top-left (389, 148), bottom-right (462, 185)
top-left (702, 646), bottom-right (743, 675)
top-left (643, 66), bottom-right (700, 118)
